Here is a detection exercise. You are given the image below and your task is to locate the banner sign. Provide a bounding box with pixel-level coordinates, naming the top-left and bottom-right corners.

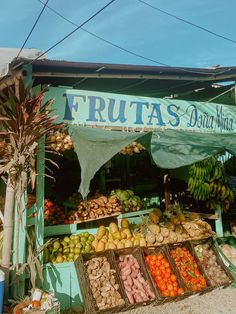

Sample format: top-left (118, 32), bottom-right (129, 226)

top-left (46, 87), bottom-right (236, 133)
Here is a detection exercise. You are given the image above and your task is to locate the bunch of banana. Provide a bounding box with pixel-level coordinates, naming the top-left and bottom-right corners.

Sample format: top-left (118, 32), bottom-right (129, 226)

top-left (188, 178), bottom-right (211, 201)
top-left (188, 157), bottom-right (234, 211)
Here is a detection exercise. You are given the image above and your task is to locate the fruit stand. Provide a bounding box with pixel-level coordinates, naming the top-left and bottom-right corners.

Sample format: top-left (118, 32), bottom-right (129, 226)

top-left (17, 87), bottom-right (236, 311)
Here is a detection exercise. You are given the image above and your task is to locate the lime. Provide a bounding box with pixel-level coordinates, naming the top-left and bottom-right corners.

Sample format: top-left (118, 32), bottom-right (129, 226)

top-left (68, 252), bottom-right (74, 259)
top-left (69, 242), bottom-right (75, 248)
top-left (70, 248), bottom-right (75, 254)
top-left (74, 247), bottom-right (81, 254)
top-left (84, 232), bottom-right (89, 238)
top-left (63, 248), bottom-right (70, 254)
top-left (76, 243), bottom-right (82, 249)
top-left (61, 240), bottom-right (68, 247)
top-left (53, 241), bottom-right (61, 251)
top-left (80, 236), bottom-right (87, 244)
top-left (64, 236), bottom-right (70, 243)
top-left (85, 244), bottom-right (91, 253)
top-left (88, 235), bottom-right (95, 242)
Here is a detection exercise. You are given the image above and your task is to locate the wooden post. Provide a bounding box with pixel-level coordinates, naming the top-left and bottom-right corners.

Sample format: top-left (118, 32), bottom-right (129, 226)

top-left (164, 174), bottom-right (171, 210)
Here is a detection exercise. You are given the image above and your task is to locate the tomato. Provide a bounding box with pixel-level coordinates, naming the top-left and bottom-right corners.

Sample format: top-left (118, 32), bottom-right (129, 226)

top-left (155, 269), bottom-right (161, 276)
top-left (170, 274), bottom-right (177, 282)
top-left (157, 254), bottom-right (164, 260)
top-left (159, 283), bottom-right (166, 291)
top-left (162, 290), bottom-right (170, 297)
top-left (166, 283), bottom-right (174, 292)
top-left (177, 287), bottom-right (184, 295)
top-left (170, 290), bottom-right (177, 297)
top-left (164, 272), bottom-right (171, 280)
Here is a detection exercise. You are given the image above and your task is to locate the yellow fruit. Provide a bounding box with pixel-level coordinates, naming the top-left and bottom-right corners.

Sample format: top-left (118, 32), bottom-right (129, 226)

top-left (109, 222), bottom-right (119, 234)
top-left (112, 231), bottom-right (122, 241)
top-left (139, 238), bottom-right (147, 247)
top-left (101, 235), bottom-right (108, 243)
top-left (122, 228), bottom-right (132, 239)
top-left (108, 242), bottom-right (117, 250)
top-left (117, 241), bottom-right (124, 249)
top-left (96, 241), bottom-right (105, 252)
top-left (121, 219), bottom-right (129, 229)
top-left (56, 255), bottom-right (64, 263)
top-left (133, 239), bottom-right (140, 246)
top-left (113, 239), bottom-right (119, 245)
top-left (124, 240), bottom-right (133, 248)
top-left (120, 231), bottom-right (127, 239)
top-left (97, 226), bottom-right (106, 240)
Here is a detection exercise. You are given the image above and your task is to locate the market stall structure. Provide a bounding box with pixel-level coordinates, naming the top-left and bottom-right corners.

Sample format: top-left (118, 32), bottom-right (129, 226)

top-left (1, 56), bottom-right (236, 311)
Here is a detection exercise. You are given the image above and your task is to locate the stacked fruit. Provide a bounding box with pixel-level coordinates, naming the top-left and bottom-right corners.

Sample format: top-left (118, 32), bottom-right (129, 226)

top-left (145, 253), bottom-right (184, 298)
top-left (44, 199), bottom-right (70, 225)
top-left (69, 195), bottom-right (122, 222)
top-left (44, 232), bottom-right (94, 263)
top-left (47, 128), bottom-right (73, 152)
top-left (136, 208), bottom-right (213, 246)
top-left (188, 158), bottom-right (234, 211)
top-left (194, 243), bottom-right (230, 286)
top-left (110, 189), bottom-right (143, 212)
top-left (92, 220), bottom-right (147, 252)
top-left (170, 246), bottom-right (207, 292)
top-left (119, 142), bottom-right (145, 155)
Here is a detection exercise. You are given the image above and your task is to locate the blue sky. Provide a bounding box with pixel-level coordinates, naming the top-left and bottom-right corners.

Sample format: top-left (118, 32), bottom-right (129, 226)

top-left (1, 0), bottom-right (236, 67)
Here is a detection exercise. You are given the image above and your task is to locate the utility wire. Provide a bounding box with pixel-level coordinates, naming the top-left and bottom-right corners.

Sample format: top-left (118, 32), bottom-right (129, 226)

top-left (29, 0), bottom-right (117, 64)
top-left (16, 0), bottom-right (50, 59)
top-left (138, 0), bottom-right (236, 45)
top-left (36, 0), bottom-right (231, 77)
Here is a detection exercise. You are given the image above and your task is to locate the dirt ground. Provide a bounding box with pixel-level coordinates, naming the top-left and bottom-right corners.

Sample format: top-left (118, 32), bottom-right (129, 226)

top-left (128, 287), bottom-right (236, 314)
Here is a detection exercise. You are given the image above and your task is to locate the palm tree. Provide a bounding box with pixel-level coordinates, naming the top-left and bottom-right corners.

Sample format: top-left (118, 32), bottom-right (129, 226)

top-left (0, 79), bottom-right (62, 288)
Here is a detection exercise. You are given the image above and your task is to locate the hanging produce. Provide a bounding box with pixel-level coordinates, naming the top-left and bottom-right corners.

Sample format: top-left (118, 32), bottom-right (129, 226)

top-left (170, 246), bottom-right (207, 292)
top-left (117, 254), bottom-right (155, 304)
top-left (69, 195), bottom-right (122, 222)
top-left (188, 157), bottom-right (234, 211)
top-left (110, 189), bottom-right (143, 212)
top-left (194, 242), bottom-right (230, 286)
top-left (46, 127), bottom-right (73, 152)
top-left (119, 141), bottom-right (145, 155)
top-left (85, 256), bottom-right (125, 310)
top-left (44, 232), bottom-right (95, 263)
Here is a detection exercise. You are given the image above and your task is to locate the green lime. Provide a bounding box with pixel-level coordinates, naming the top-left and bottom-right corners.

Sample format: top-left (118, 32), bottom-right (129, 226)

top-left (88, 235), bottom-right (95, 242)
top-left (80, 237), bottom-right (87, 244)
top-left (64, 236), bottom-right (70, 243)
top-left (76, 243), bottom-right (82, 249)
top-left (84, 232), bottom-right (89, 238)
top-left (74, 247), bottom-right (81, 254)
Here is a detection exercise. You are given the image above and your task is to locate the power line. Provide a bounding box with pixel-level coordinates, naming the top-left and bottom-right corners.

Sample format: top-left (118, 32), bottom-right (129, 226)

top-left (29, 0), bottom-right (117, 64)
top-left (138, 0), bottom-right (236, 45)
top-left (16, 0), bottom-right (50, 59)
top-left (36, 0), bottom-right (231, 77)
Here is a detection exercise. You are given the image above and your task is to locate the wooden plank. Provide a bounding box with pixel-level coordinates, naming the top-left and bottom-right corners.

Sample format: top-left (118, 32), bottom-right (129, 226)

top-left (183, 210), bottom-right (218, 220)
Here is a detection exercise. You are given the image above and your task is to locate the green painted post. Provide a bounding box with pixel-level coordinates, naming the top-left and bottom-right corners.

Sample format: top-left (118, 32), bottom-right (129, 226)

top-left (215, 204), bottom-right (224, 237)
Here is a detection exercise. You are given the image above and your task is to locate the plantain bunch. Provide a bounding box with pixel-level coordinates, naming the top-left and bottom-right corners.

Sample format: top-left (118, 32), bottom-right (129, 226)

top-left (188, 157), bottom-right (234, 211)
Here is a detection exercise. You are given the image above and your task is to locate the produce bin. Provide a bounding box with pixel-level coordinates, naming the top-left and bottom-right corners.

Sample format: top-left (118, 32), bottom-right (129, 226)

top-left (113, 247), bottom-right (156, 310)
top-left (214, 236), bottom-right (236, 287)
top-left (141, 245), bottom-right (190, 304)
top-left (191, 237), bottom-right (234, 289)
top-left (74, 249), bottom-right (127, 314)
top-left (166, 241), bottom-right (213, 296)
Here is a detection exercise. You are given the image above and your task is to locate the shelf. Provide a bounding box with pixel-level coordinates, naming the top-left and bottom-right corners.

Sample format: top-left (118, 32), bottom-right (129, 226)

top-left (120, 208), bottom-right (153, 218)
top-left (44, 223), bottom-right (77, 237)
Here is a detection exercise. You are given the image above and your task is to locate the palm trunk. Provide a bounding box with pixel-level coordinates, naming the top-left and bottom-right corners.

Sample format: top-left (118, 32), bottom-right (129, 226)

top-left (1, 176), bottom-right (15, 295)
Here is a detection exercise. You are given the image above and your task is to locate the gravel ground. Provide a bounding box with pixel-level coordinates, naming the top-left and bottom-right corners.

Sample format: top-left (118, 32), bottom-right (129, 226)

top-left (128, 287), bottom-right (236, 314)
